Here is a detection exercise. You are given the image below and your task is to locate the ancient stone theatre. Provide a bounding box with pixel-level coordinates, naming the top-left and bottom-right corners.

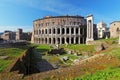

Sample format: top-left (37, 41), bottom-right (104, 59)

top-left (31, 15), bottom-right (94, 44)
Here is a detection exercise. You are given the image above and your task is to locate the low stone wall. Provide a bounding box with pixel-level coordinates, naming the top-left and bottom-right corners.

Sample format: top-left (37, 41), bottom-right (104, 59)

top-left (5, 47), bottom-right (39, 75)
top-left (24, 54), bottom-right (119, 80)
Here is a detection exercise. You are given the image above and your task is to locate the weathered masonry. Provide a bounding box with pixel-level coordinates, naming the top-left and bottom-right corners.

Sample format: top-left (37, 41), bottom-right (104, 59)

top-left (31, 15), bottom-right (94, 44)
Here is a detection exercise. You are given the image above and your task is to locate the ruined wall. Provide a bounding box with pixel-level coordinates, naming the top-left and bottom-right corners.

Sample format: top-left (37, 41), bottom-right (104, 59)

top-left (6, 47), bottom-right (39, 75)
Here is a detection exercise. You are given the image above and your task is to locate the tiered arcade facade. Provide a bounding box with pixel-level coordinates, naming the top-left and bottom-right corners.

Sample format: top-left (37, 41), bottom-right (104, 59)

top-left (31, 15), bottom-right (89, 44)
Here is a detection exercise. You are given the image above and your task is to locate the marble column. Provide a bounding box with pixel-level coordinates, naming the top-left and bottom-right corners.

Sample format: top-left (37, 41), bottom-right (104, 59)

top-left (65, 27), bottom-right (66, 35)
top-left (60, 27), bottom-right (62, 35)
top-left (69, 37), bottom-right (71, 44)
top-left (78, 37), bottom-right (80, 44)
top-left (86, 15), bottom-right (94, 44)
top-left (69, 27), bottom-right (71, 35)
top-left (74, 37), bottom-right (76, 44)
top-left (74, 27), bottom-right (76, 35)
top-left (79, 27), bottom-right (80, 35)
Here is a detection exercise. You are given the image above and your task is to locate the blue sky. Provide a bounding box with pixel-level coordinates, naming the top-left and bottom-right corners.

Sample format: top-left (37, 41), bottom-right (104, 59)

top-left (0, 0), bottom-right (120, 32)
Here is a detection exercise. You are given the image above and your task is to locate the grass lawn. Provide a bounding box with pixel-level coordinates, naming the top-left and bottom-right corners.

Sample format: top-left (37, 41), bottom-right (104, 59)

top-left (0, 46), bottom-right (29, 72)
top-left (103, 47), bottom-right (120, 60)
top-left (61, 44), bottom-right (96, 53)
top-left (96, 38), bottom-right (118, 45)
top-left (74, 38), bottom-right (120, 80)
top-left (0, 60), bottom-right (12, 72)
top-left (35, 44), bottom-right (51, 53)
top-left (75, 67), bottom-right (120, 80)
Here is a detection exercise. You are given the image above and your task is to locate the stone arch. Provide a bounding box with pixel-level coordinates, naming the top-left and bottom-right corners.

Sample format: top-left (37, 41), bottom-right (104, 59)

top-left (66, 37), bottom-right (69, 44)
top-left (57, 28), bottom-right (60, 34)
top-left (66, 28), bottom-right (69, 34)
top-left (49, 29), bottom-right (51, 34)
top-left (39, 30), bottom-right (41, 34)
top-left (71, 37), bottom-right (74, 44)
top-left (42, 38), bottom-right (44, 43)
top-left (62, 28), bottom-right (65, 34)
top-left (49, 38), bottom-right (51, 44)
top-left (53, 38), bottom-right (55, 44)
top-left (80, 28), bottom-right (82, 35)
top-left (80, 37), bottom-right (83, 44)
top-left (76, 37), bottom-right (78, 44)
top-left (62, 37), bottom-right (65, 44)
top-left (76, 28), bottom-right (78, 34)
top-left (71, 28), bottom-right (74, 34)
top-left (53, 28), bottom-right (55, 34)
top-left (57, 38), bottom-right (60, 44)
top-left (45, 29), bottom-right (47, 34)
top-left (45, 38), bottom-right (47, 44)
top-left (39, 38), bottom-right (40, 43)
top-left (42, 29), bottom-right (44, 34)
top-left (116, 27), bottom-right (120, 33)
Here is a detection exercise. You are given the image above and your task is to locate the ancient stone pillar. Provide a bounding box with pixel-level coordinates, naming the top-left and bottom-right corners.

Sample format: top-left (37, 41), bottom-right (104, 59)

top-left (74, 27), bottom-right (76, 35)
top-left (74, 37), bottom-right (76, 44)
top-left (60, 27), bottom-right (62, 35)
top-left (86, 15), bottom-right (94, 44)
top-left (79, 27), bottom-right (80, 35)
top-left (65, 27), bottom-right (66, 35)
top-left (69, 27), bottom-right (71, 35)
top-left (69, 37), bottom-right (71, 44)
top-left (78, 37), bottom-right (80, 44)
top-left (51, 38), bottom-right (53, 44)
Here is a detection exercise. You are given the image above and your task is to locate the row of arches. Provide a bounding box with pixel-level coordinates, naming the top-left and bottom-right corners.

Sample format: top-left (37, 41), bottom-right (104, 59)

top-left (34, 27), bottom-right (85, 35)
top-left (34, 37), bottom-right (85, 44)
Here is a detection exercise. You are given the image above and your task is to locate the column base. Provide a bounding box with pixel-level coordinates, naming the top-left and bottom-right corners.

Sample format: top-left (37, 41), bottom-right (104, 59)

top-left (86, 38), bottom-right (94, 45)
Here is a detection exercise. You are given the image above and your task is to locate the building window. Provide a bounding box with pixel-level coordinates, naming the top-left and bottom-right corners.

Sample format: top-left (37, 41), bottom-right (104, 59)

top-left (39, 30), bottom-right (41, 34)
top-left (57, 28), bottom-right (60, 34)
top-left (42, 30), bottom-right (44, 34)
top-left (49, 29), bottom-right (51, 34)
top-left (71, 28), bottom-right (74, 34)
top-left (76, 28), bottom-right (78, 34)
top-left (53, 28), bottom-right (55, 34)
top-left (45, 29), bottom-right (47, 34)
top-left (62, 28), bottom-right (65, 34)
top-left (66, 28), bottom-right (69, 34)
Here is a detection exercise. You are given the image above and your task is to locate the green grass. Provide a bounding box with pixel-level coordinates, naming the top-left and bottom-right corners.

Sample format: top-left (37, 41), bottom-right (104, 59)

top-left (36, 44), bottom-right (51, 53)
top-left (103, 47), bottom-right (120, 60)
top-left (0, 46), bottom-right (30, 72)
top-left (0, 48), bottom-right (25, 58)
top-left (61, 44), bottom-right (95, 53)
top-left (96, 38), bottom-right (118, 45)
top-left (75, 67), bottom-right (120, 80)
top-left (60, 54), bottom-right (78, 60)
top-left (0, 60), bottom-right (12, 72)
top-left (73, 38), bottom-right (120, 80)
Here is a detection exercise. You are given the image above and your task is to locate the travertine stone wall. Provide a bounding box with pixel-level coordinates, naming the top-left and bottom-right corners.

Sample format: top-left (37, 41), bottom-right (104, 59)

top-left (109, 21), bottom-right (120, 38)
top-left (31, 15), bottom-right (87, 44)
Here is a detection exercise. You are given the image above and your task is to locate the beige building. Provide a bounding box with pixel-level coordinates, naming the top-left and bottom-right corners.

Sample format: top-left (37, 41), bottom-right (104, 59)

top-left (0, 29), bottom-right (32, 41)
top-left (31, 15), bottom-right (96, 44)
top-left (16, 29), bottom-right (32, 41)
top-left (97, 21), bottom-right (107, 38)
top-left (109, 21), bottom-right (120, 38)
top-left (0, 31), bottom-right (16, 40)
